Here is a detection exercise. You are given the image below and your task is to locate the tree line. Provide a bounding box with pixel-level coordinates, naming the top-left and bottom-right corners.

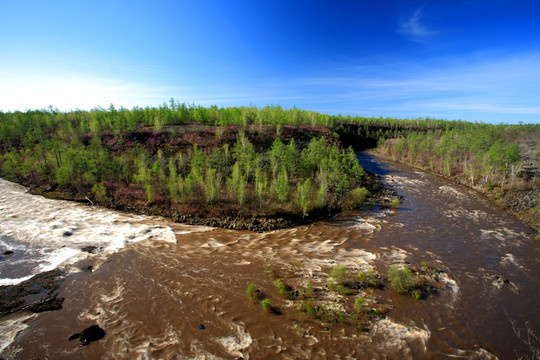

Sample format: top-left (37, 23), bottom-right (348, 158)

top-left (375, 124), bottom-right (537, 188)
top-left (0, 102), bottom-right (537, 226)
top-left (0, 106), bottom-right (373, 220)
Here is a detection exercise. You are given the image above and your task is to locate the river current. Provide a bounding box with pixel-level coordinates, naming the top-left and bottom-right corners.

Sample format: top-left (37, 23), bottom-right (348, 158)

top-left (1, 153), bottom-right (538, 359)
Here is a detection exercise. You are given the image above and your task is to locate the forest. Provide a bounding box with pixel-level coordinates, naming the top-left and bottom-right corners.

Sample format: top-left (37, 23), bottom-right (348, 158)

top-left (0, 101), bottom-right (538, 231)
top-left (374, 123), bottom-right (540, 231)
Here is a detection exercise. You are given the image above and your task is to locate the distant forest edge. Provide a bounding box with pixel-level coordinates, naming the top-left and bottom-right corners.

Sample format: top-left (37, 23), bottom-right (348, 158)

top-left (0, 102), bottom-right (539, 232)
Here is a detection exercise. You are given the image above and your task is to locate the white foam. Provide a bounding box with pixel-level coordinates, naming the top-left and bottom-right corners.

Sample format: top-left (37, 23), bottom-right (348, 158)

top-left (439, 185), bottom-right (466, 200)
top-left (0, 275), bottom-right (34, 286)
top-left (0, 313), bottom-right (35, 356)
top-left (372, 318), bottom-right (431, 353)
top-left (444, 209), bottom-right (488, 223)
top-left (501, 253), bottom-right (522, 269)
top-left (0, 238), bottom-right (27, 251)
top-left (438, 272), bottom-right (460, 302)
top-left (0, 177), bottom-right (198, 286)
top-left (385, 175), bottom-right (427, 193)
top-left (480, 229), bottom-right (505, 242)
top-left (380, 246), bottom-right (409, 263)
top-left (351, 217), bottom-right (380, 233)
top-left (216, 321), bottom-right (252, 358)
top-left (38, 247), bottom-right (81, 272)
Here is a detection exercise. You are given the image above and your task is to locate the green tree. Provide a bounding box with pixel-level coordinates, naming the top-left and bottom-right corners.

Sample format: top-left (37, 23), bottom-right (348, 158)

top-left (145, 184), bottom-right (155, 203)
top-left (56, 163), bottom-right (72, 186)
top-left (167, 157), bottom-right (179, 201)
top-left (254, 167), bottom-right (268, 209)
top-left (275, 167), bottom-right (288, 202)
top-left (204, 168), bottom-right (218, 203)
top-left (92, 183), bottom-right (108, 202)
top-left (297, 179), bottom-right (313, 217)
top-left (269, 138), bottom-right (287, 179)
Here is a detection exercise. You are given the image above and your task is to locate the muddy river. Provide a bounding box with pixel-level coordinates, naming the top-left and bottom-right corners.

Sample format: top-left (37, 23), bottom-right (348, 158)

top-left (1, 153), bottom-right (538, 359)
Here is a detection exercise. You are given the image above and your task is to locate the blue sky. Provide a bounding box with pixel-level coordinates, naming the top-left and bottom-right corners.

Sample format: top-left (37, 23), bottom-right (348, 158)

top-left (1, 0), bottom-right (539, 124)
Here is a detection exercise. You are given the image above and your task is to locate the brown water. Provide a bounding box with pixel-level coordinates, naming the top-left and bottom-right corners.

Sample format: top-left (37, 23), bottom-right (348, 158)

top-left (2, 153), bottom-right (539, 359)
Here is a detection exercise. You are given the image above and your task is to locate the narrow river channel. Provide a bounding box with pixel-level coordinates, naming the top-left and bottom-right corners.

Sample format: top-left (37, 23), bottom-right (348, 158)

top-left (1, 153), bottom-right (538, 359)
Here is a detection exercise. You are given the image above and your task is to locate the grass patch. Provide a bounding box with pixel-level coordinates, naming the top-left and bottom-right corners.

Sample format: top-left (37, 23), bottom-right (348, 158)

top-left (264, 265), bottom-right (279, 279)
top-left (305, 279), bottom-right (314, 297)
top-left (412, 289), bottom-right (423, 300)
top-left (388, 265), bottom-right (416, 293)
top-left (246, 282), bottom-right (257, 302)
top-left (350, 187), bottom-right (370, 207)
top-left (357, 268), bottom-right (379, 288)
top-left (336, 285), bottom-right (355, 296)
top-left (273, 278), bottom-right (288, 297)
top-left (328, 265), bottom-right (347, 291)
top-left (261, 299), bottom-right (272, 312)
top-left (355, 297), bottom-right (366, 313)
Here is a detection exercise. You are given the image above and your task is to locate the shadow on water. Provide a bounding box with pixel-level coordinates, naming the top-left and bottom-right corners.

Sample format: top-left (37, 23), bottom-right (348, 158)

top-left (356, 151), bottom-right (394, 176)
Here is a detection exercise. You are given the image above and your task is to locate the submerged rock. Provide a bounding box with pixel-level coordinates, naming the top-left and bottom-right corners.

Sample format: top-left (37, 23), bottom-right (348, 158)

top-left (0, 269), bottom-right (64, 317)
top-left (81, 246), bottom-right (101, 254)
top-left (69, 324), bottom-right (106, 346)
top-left (27, 296), bottom-right (64, 313)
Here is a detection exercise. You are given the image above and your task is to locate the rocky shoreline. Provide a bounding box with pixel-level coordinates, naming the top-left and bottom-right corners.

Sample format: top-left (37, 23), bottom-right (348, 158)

top-left (0, 270), bottom-right (64, 318)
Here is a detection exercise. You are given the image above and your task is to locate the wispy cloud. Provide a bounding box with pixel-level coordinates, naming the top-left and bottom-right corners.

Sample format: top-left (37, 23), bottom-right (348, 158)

top-left (398, 7), bottom-right (435, 42)
top-left (283, 52), bottom-right (540, 122)
top-left (2, 50), bottom-right (539, 124)
top-left (173, 52), bottom-right (540, 122)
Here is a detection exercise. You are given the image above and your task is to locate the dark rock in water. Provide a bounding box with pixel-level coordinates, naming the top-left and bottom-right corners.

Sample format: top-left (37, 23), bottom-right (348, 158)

top-left (3, 250), bottom-right (14, 255)
top-left (198, 324), bottom-right (206, 330)
top-left (0, 270), bottom-right (64, 318)
top-left (80, 246), bottom-right (100, 254)
top-left (68, 333), bottom-right (81, 341)
top-left (28, 296), bottom-right (64, 313)
top-left (69, 325), bottom-right (106, 346)
top-left (80, 325), bottom-right (106, 345)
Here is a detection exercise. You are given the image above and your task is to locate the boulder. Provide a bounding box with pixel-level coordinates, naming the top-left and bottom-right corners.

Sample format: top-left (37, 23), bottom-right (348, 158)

top-left (80, 246), bottom-right (100, 254)
top-left (69, 324), bottom-right (106, 346)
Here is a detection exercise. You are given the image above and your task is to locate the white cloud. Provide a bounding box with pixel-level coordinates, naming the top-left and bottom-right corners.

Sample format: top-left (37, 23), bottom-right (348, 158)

top-left (286, 52), bottom-right (540, 122)
top-left (398, 7), bottom-right (435, 42)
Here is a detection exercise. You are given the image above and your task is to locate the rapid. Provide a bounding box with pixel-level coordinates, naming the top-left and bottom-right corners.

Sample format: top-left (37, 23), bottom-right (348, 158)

top-left (1, 153), bottom-right (538, 359)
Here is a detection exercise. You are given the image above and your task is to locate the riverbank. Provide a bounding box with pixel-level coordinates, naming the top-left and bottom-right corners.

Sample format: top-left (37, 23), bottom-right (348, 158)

top-left (369, 149), bottom-right (540, 235)
top-left (22, 169), bottom-right (399, 232)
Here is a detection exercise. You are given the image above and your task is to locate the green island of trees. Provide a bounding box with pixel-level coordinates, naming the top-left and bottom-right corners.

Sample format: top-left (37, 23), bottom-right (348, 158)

top-left (0, 101), bottom-right (538, 232)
